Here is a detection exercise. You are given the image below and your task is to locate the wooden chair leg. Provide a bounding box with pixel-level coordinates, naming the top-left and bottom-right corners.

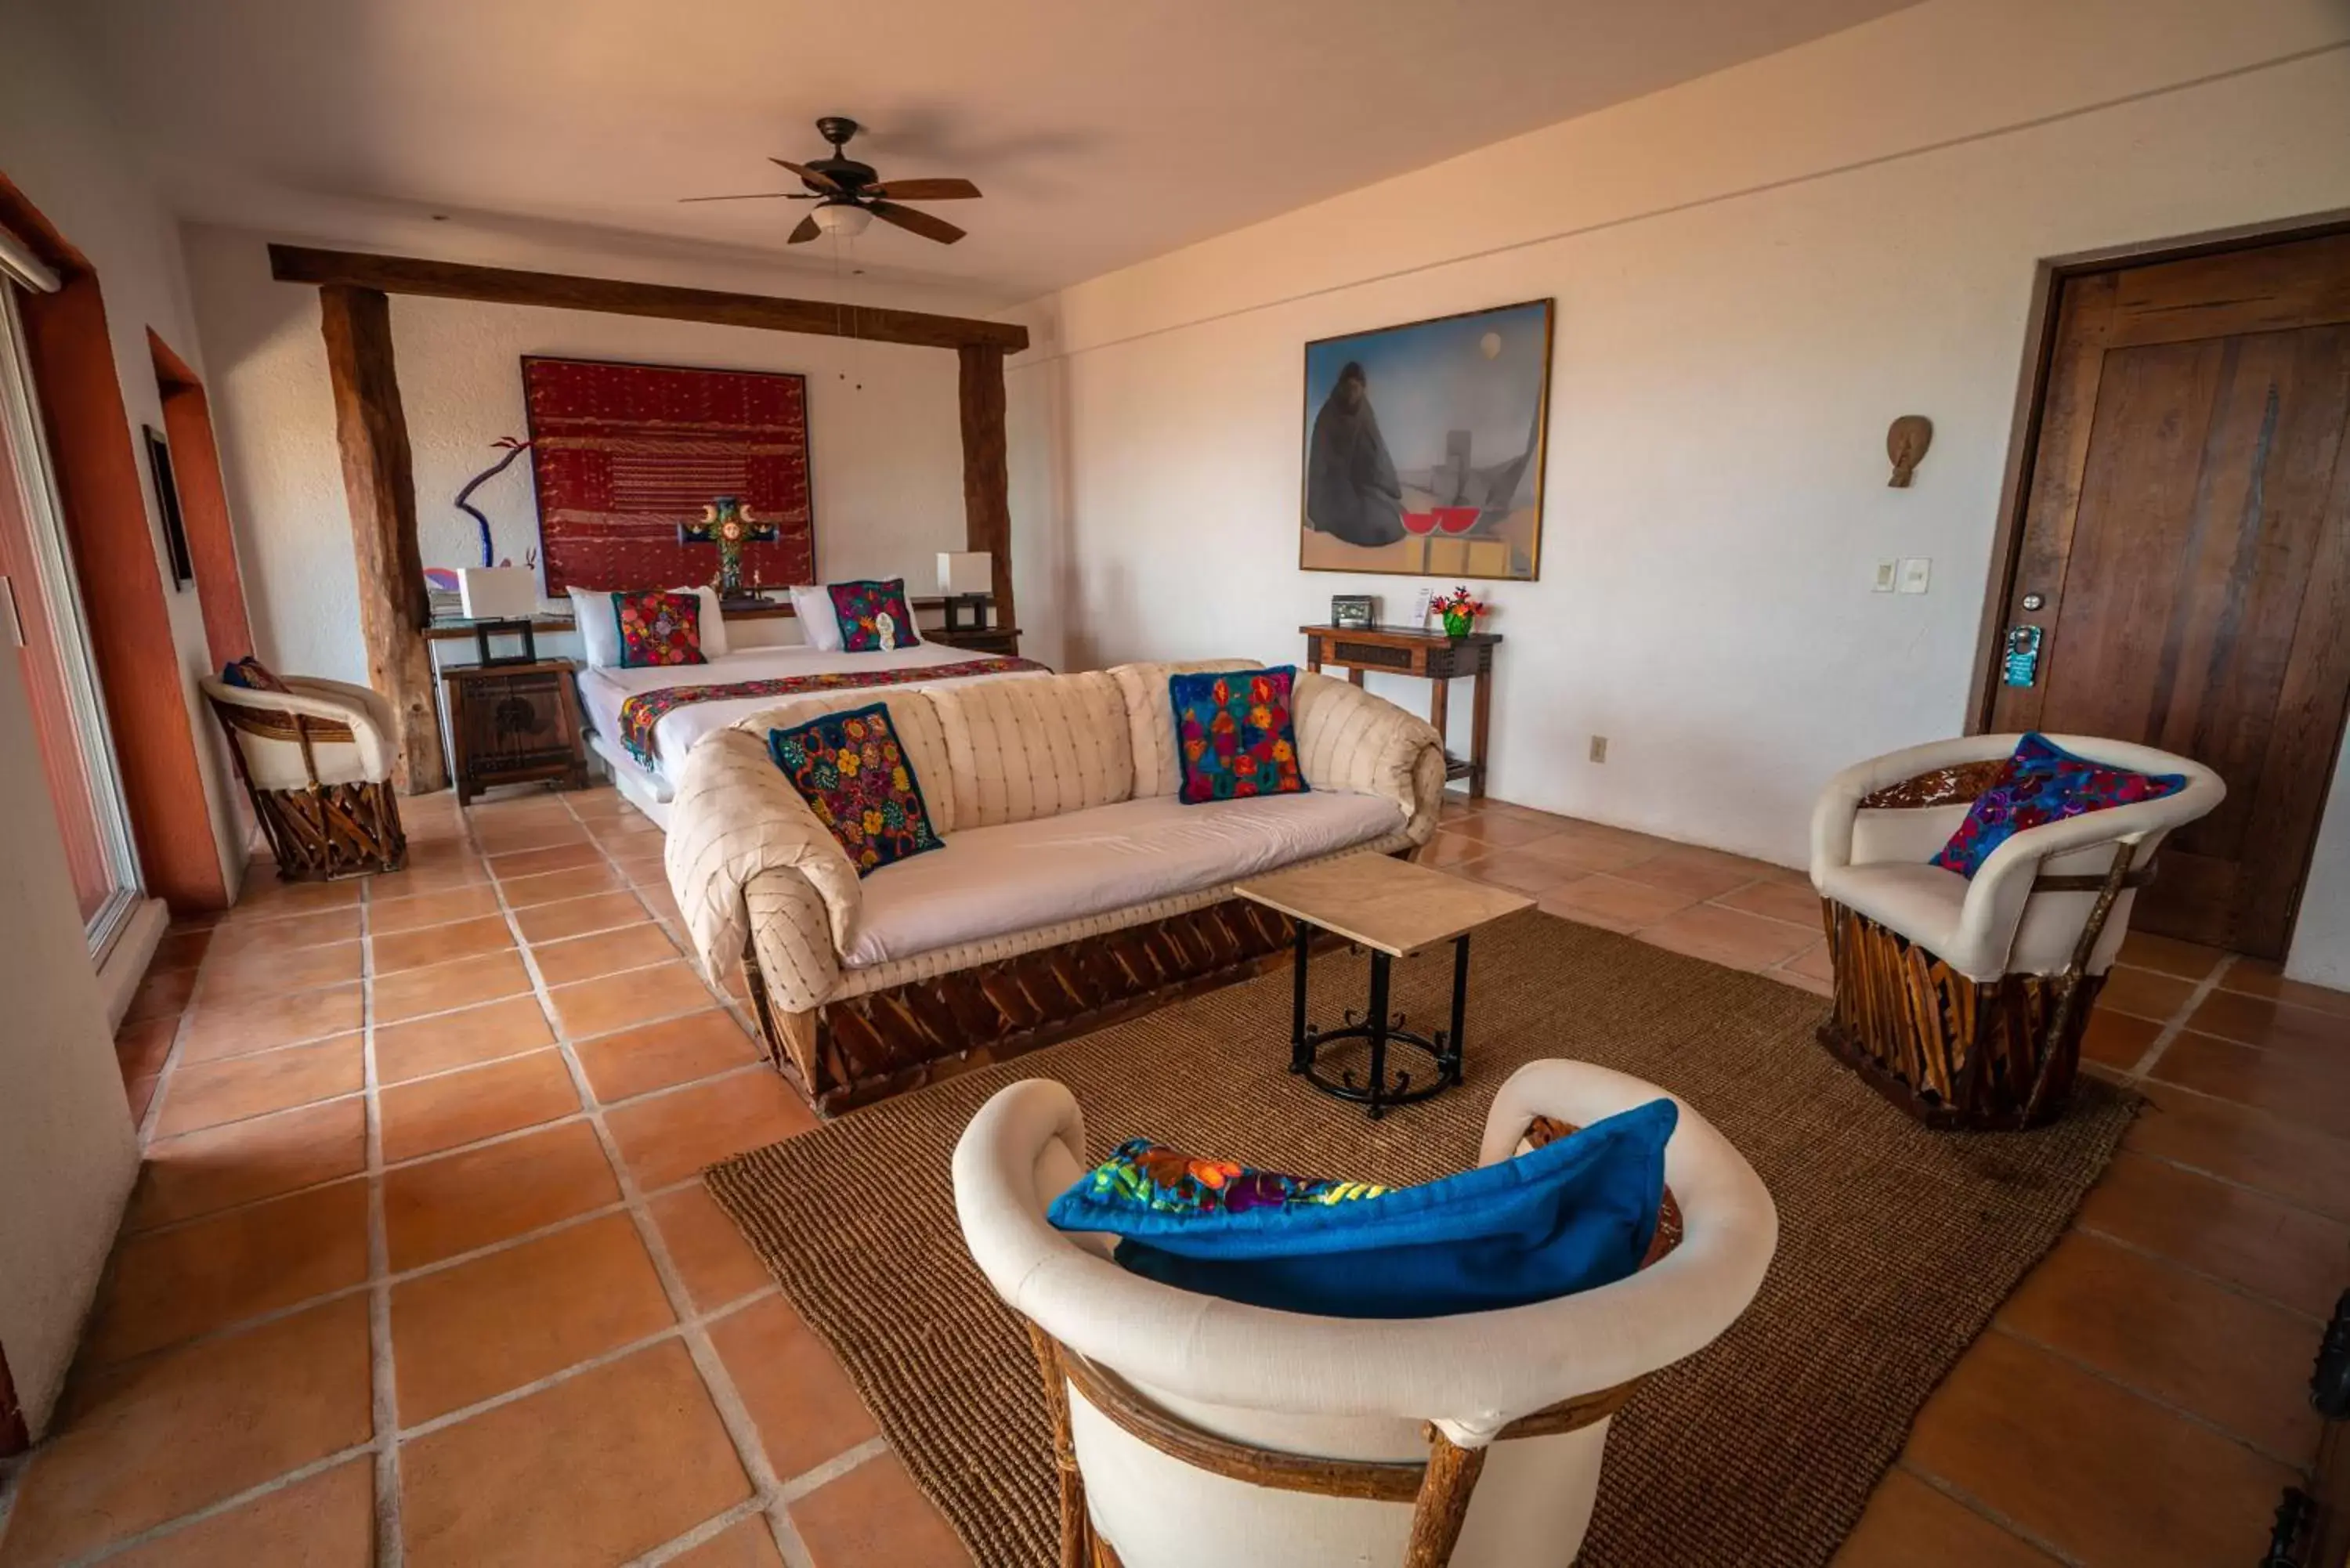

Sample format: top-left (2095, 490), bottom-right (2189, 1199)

top-left (1029, 1327), bottom-right (1092, 1568)
top-left (1402, 1430), bottom-right (1488, 1568)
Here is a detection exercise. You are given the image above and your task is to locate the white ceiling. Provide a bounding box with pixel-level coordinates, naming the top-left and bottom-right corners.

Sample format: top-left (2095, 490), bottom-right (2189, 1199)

top-left (67, 0), bottom-right (1917, 305)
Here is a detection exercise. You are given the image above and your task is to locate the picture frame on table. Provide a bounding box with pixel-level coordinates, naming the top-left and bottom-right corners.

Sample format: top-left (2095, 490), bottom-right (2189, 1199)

top-left (1330, 594), bottom-right (1376, 630)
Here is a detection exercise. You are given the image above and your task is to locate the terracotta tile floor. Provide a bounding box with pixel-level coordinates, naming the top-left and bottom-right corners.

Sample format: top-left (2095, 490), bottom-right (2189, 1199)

top-left (2, 785), bottom-right (2344, 1566)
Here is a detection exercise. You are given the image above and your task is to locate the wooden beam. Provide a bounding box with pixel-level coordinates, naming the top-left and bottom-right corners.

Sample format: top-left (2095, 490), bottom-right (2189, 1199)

top-left (272, 244), bottom-right (1029, 354)
top-left (316, 285), bottom-right (447, 794)
top-left (958, 341), bottom-right (1016, 629)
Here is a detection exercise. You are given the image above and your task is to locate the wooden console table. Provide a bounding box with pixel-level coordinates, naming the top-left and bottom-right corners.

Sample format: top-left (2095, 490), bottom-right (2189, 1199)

top-left (1300, 624), bottom-right (1502, 798)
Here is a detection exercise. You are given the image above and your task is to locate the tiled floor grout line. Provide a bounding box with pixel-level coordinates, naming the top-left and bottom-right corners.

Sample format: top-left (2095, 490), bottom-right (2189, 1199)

top-left (2069, 1221), bottom-right (2332, 1323)
top-left (359, 880), bottom-right (407, 1568)
top-left (473, 790), bottom-right (815, 1567)
top-left (56, 1439), bottom-right (383, 1568)
top-left (1985, 1321), bottom-right (2316, 1470)
top-left (1894, 1458), bottom-right (2090, 1567)
top-left (2124, 952), bottom-right (2238, 1081)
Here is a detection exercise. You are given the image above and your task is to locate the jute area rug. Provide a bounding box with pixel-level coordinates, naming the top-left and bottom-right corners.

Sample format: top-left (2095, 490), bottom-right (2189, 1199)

top-left (707, 909), bottom-right (2135, 1568)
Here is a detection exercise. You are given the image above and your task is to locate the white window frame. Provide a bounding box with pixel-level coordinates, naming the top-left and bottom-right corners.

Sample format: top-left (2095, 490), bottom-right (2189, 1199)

top-left (0, 276), bottom-right (146, 959)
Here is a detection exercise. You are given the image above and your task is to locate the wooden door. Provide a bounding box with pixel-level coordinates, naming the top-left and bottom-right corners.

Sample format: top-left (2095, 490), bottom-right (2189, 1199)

top-left (1989, 229), bottom-right (2350, 959)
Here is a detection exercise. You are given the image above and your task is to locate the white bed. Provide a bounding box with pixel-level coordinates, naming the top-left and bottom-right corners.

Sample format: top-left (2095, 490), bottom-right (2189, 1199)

top-left (576, 642), bottom-right (1043, 826)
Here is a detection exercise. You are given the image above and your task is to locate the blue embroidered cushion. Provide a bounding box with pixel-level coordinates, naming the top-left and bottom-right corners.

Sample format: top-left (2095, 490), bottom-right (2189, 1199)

top-left (1047, 1100), bottom-right (1676, 1319)
top-left (826, 578), bottom-right (921, 652)
top-left (765, 702), bottom-right (943, 876)
top-left (220, 656), bottom-right (289, 692)
top-left (1930, 732), bottom-right (2186, 879)
top-left (1168, 666), bottom-right (1308, 805)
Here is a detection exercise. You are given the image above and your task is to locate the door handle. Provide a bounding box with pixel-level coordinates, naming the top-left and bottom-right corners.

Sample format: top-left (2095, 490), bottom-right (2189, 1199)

top-left (2002, 624), bottom-right (2043, 688)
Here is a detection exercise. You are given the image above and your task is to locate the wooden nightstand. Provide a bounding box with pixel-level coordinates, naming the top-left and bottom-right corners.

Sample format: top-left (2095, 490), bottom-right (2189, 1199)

top-left (440, 659), bottom-right (589, 804)
top-left (928, 626), bottom-right (1022, 657)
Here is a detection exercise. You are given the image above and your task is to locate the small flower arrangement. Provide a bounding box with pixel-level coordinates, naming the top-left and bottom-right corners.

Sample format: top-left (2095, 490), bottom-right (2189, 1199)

top-left (1431, 585), bottom-right (1488, 639)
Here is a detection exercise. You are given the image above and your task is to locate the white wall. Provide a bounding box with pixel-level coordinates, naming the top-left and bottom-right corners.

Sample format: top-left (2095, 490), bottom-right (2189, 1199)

top-left (1003, 0), bottom-right (2350, 984)
top-left (183, 223), bottom-right (988, 685)
top-left (0, 0), bottom-right (254, 896)
top-left (0, 617), bottom-right (141, 1440)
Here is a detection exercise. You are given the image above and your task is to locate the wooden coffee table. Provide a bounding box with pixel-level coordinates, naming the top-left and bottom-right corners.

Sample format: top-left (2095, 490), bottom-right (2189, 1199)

top-left (1235, 854), bottom-right (1532, 1118)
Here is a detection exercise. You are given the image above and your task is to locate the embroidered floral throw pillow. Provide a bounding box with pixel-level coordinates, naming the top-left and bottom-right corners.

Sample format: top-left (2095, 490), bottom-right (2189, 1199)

top-left (1169, 666), bottom-right (1307, 804)
top-left (1929, 732), bottom-right (2186, 878)
top-left (826, 578), bottom-right (920, 652)
top-left (765, 702), bottom-right (943, 876)
top-left (612, 591), bottom-right (707, 669)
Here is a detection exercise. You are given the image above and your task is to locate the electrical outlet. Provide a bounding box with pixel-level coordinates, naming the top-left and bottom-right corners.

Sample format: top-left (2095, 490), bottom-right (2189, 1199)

top-left (1872, 560), bottom-right (1898, 593)
top-left (1897, 557), bottom-right (1932, 594)
top-left (1589, 735), bottom-right (1608, 764)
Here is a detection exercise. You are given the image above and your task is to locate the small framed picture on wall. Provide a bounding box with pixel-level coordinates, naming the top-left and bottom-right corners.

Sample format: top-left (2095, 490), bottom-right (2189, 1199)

top-left (142, 426), bottom-right (193, 589)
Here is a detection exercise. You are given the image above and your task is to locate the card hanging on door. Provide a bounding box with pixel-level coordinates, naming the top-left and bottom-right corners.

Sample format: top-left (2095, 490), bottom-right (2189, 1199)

top-left (2002, 625), bottom-right (2043, 688)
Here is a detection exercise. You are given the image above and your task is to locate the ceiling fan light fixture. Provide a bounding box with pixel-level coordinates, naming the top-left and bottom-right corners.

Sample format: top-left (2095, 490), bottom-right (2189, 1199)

top-left (810, 201), bottom-right (872, 238)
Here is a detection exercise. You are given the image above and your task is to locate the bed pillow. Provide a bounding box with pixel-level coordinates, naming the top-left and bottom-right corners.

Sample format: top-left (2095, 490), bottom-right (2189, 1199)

top-left (569, 585), bottom-right (725, 667)
top-left (827, 578), bottom-right (921, 652)
top-left (1047, 1100), bottom-right (1676, 1319)
top-left (766, 701), bottom-right (944, 876)
top-left (613, 591), bottom-right (708, 670)
top-left (1930, 732), bottom-right (2186, 879)
top-left (1170, 666), bottom-right (1307, 805)
top-left (788, 584), bottom-right (844, 652)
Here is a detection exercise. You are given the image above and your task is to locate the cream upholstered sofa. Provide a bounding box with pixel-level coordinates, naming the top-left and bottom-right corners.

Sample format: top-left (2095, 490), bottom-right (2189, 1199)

top-left (667, 661), bottom-right (1448, 1112)
top-left (201, 673), bottom-right (407, 880)
top-left (954, 1062), bottom-right (1777, 1568)
top-left (1810, 733), bottom-right (2223, 1127)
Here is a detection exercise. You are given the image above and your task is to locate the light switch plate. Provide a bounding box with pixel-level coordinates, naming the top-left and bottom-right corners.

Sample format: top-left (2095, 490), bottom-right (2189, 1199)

top-left (1589, 735), bottom-right (1608, 764)
top-left (1897, 557), bottom-right (1932, 594)
top-left (1872, 560), bottom-right (1898, 593)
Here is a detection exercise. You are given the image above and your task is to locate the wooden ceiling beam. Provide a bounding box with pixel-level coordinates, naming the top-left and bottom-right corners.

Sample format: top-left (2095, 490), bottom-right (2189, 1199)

top-left (269, 244), bottom-right (1029, 353)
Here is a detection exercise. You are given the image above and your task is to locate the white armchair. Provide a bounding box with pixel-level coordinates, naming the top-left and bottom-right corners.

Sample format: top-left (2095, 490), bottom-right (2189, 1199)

top-left (201, 674), bottom-right (407, 880)
top-left (953, 1063), bottom-right (1777, 1568)
top-left (1810, 734), bottom-right (2223, 1127)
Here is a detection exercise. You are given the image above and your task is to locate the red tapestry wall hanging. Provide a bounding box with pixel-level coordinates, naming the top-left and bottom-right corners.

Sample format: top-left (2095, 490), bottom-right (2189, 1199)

top-left (522, 356), bottom-right (815, 594)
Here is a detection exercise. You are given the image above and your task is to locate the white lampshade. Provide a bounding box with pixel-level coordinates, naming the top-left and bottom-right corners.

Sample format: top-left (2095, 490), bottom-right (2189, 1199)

top-left (457, 565), bottom-right (539, 619)
top-left (811, 202), bottom-right (873, 238)
top-left (938, 551), bottom-right (993, 595)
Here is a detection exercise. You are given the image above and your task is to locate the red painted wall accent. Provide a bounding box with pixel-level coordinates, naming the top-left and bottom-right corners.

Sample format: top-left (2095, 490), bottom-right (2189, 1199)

top-left (149, 331), bottom-right (255, 668)
top-left (1, 174), bottom-right (230, 912)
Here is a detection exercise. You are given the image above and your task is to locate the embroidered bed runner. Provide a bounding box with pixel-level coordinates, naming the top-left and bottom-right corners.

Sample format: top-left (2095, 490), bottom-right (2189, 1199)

top-left (618, 657), bottom-right (1049, 768)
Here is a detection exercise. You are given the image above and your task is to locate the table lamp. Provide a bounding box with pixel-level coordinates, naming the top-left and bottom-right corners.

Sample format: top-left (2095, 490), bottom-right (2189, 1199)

top-left (938, 551), bottom-right (993, 633)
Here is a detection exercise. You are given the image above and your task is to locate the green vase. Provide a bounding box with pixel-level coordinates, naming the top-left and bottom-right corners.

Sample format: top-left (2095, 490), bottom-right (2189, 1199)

top-left (1442, 609), bottom-right (1473, 639)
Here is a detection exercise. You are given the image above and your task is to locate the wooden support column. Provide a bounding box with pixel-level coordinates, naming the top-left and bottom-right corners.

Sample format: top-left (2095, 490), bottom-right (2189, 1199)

top-left (316, 285), bottom-right (445, 793)
top-left (958, 341), bottom-right (1016, 630)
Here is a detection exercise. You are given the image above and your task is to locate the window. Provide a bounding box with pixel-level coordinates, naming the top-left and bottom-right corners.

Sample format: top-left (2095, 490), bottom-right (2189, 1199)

top-left (0, 267), bottom-right (143, 956)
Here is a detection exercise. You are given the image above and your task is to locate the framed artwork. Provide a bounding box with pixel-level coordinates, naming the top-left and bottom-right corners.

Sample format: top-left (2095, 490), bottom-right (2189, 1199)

top-left (1300, 299), bottom-right (1553, 581)
top-left (521, 356), bottom-right (815, 594)
top-left (141, 425), bottom-right (193, 589)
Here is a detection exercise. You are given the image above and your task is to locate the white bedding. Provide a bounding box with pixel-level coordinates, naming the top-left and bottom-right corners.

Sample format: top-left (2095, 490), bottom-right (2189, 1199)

top-left (846, 790), bottom-right (1405, 967)
top-left (575, 642), bottom-right (1041, 784)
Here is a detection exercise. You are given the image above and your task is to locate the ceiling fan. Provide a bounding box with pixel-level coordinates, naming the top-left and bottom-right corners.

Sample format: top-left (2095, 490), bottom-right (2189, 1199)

top-left (681, 116), bottom-right (981, 245)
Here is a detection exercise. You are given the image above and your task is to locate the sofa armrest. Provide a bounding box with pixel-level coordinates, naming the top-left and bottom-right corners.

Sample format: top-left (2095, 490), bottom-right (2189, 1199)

top-left (664, 729), bottom-right (859, 992)
top-left (1291, 671), bottom-right (1448, 844)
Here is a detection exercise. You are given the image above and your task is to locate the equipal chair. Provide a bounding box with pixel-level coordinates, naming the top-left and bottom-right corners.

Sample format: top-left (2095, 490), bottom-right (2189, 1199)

top-left (1810, 734), bottom-right (2223, 1129)
top-left (952, 1063), bottom-right (1777, 1568)
top-left (201, 673), bottom-right (408, 880)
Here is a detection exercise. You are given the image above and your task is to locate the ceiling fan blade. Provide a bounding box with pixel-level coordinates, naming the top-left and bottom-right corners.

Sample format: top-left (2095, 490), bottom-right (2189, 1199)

top-left (787, 215), bottom-right (822, 244)
top-left (869, 201), bottom-right (965, 245)
top-left (770, 157), bottom-right (842, 193)
top-left (866, 178), bottom-right (982, 201)
top-left (678, 192), bottom-right (797, 204)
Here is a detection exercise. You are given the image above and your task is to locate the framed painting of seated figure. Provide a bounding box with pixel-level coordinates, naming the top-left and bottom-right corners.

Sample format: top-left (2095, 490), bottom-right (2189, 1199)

top-left (1299, 298), bottom-right (1553, 582)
